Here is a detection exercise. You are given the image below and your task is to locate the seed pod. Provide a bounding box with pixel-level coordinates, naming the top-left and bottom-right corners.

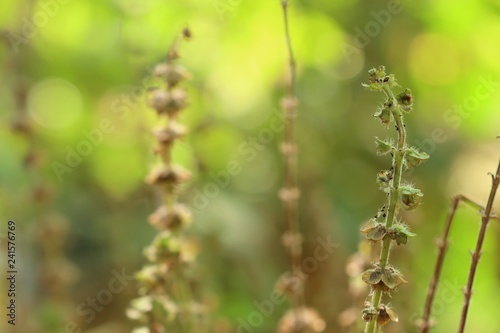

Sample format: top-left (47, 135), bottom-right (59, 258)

top-left (148, 204), bottom-right (191, 230)
top-left (397, 88), bottom-right (413, 112)
top-left (360, 220), bottom-right (387, 242)
top-left (377, 304), bottom-right (399, 327)
top-left (373, 104), bottom-right (392, 128)
top-left (144, 231), bottom-right (182, 264)
top-left (362, 268), bottom-right (383, 286)
top-left (381, 266), bottom-right (407, 290)
top-left (405, 147), bottom-right (430, 168)
top-left (399, 185), bottom-right (423, 211)
top-left (145, 165), bottom-right (191, 187)
top-left (149, 89), bottom-right (188, 115)
top-left (154, 63), bottom-right (190, 87)
top-left (374, 137), bottom-right (394, 156)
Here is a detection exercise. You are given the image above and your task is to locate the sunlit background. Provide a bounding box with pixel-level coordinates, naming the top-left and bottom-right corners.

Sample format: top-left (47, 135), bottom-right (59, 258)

top-left (1, 0), bottom-right (500, 332)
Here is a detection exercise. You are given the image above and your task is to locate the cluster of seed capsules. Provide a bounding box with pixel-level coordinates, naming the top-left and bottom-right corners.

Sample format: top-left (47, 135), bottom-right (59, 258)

top-left (360, 66), bottom-right (429, 332)
top-left (127, 29), bottom-right (203, 333)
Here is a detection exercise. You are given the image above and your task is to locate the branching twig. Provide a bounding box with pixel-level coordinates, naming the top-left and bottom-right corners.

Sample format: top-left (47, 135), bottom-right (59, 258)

top-left (457, 160), bottom-right (500, 333)
top-left (419, 194), bottom-right (498, 333)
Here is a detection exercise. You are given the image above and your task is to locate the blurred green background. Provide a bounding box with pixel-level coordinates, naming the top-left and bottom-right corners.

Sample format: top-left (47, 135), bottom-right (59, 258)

top-left (1, 0), bottom-right (500, 332)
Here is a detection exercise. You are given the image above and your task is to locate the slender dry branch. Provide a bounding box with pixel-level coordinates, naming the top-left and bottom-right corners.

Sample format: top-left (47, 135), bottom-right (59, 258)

top-left (419, 194), bottom-right (492, 333)
top-left (279, 0), bottom-right (304, 308)
top-left (457, 159), bottom-right (500, 333)
top-left (275, 2), bottom-right (325, 332)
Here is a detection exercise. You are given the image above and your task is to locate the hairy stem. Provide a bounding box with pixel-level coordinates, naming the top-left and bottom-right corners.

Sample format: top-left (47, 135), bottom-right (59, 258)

top-left (364, 86), bottom-right (406, 333)
top-left (457, 160), bottom-right (500, 333)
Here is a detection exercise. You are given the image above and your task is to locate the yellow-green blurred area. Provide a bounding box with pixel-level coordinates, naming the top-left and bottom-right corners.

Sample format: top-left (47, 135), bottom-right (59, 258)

top-left (1, 0), bottom-right (500, 332)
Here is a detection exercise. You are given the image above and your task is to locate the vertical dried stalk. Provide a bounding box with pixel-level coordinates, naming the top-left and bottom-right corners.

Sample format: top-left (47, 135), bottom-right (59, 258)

top-left (128, 29), bottom-right (205, 333)
top-left (361, 66), bottom-right (429, 333)
top-left (275, 1), bottom-right (325, 332)
top-left (457, 160), bottom-right (500, 333)
top-left (419, 195), bottom-right (489, 333)
top-left (279, 0), bottom-right (303, 307)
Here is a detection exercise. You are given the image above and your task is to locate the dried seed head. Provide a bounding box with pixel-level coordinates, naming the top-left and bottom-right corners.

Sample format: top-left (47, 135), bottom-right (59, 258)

top-left (127, 295), bottom-right (153, 321)
top-left (361, 265), bottom-right (407, 293)
top-left (374, 137), bottom-right (394, 156)
top-left (148, 204), bottom-right (191, 230)
top-left (278, 307), bottom-right (326, 333)
top-left (399, 185), bottom-right (423, 211)
top-left (362, 303), bottom-right (378, 322)
top-left (405, 147), bottom-right (430, 168)
top-left (134, 265), bottom-right (166, 293)
top-left (387, 223), bottom-right (416, 245)
top-left (279, 187), bottom-right (301, 202)
top-left (363, 66), bottom-right (398, 91)
top-left (144, 231), bottom-right (182, 264)
top-left (281, 96), bottom-right (299, 118)
top-left (397, 88), bottom-right (413, 112)
top-left (381, 266), bottom-right (408, 290)
top-left (145, 165), bottom-right (191, 186)
top-left (373, 104), bottom-right (392, 128)
top-left (376, 169), bottom-right (393, 191)
top-left (275, 271), bottom-right (304, 298)
top-left (153, 123), bottom-right (187, 145)
top-left (377, 304), bottom-right (399, 327)
top-left (280, 142), bottom-right (298, 156)
top-left (149, 89), bottom-right (188, 116)
top-left (281, 231), bottom-right (303, 256)
top-left (360, 220), bottom-right (387, 242)
top-left (153, 63), bottom-right (190, 87)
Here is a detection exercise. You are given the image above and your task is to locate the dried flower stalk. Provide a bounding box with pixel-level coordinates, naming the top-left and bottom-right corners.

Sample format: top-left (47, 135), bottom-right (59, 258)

top-left (128, 29), bottom-right (205, 333)
top-left (275, 1), bottom-right (325, 332)
top-left (361, 66), bottom-right (429, 333)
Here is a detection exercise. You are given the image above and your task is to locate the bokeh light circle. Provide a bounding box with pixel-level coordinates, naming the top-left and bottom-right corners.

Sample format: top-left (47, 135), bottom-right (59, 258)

top-left (28, 78), bottom-right (83, 130)
top-left (408, 33), bottom-right (461, 86)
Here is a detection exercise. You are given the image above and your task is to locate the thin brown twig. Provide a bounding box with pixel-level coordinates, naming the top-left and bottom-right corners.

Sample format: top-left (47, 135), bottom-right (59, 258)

top-left (419, 195), bottom-right (461, 333)
top-left (457, 159), bottom-right (500, 333)
top-left (419, 192), bottom-right (499, 333)
top-left (279, 0), bottom-right (304, 309)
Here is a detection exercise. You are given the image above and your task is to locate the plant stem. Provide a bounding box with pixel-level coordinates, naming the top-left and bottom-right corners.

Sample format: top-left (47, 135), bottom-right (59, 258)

top-left (420, 195), bottom-right (460, 333)
top-left (364, 86), bottom-right (406, 333)
top-left (176, 274), bottom-right (197, 333)
top-left (457, 160), bottom-right (500, 333)
top-left (281, 0), bottom-right (296, 96)
top-left (420, 194), bottom-right (495, 333)
top-left (280, 0), bottom-right (304, 310)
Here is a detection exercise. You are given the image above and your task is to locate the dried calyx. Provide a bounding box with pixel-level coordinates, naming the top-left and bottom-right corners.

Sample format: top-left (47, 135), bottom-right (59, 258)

top-left (361, 66), bottom-right (429, 333)
top-left (128, 29), bottom-right (205, 333)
